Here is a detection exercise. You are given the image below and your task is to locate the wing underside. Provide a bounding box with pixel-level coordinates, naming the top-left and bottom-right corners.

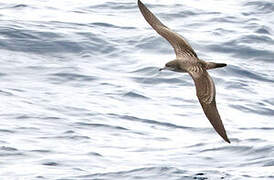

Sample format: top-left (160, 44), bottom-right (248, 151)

top-left (138, 0), bottom-right (197, 58)
top-left (188, 68), bottom-right (230, 143)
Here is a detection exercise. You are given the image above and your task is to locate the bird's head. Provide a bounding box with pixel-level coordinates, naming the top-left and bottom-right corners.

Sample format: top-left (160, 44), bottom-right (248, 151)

top-left (159, 60), bottom-right (182, 72)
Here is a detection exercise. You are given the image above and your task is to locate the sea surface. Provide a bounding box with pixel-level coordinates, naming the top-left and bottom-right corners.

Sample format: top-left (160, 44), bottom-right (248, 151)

top-left (0, 0), bottom-right (273, 179)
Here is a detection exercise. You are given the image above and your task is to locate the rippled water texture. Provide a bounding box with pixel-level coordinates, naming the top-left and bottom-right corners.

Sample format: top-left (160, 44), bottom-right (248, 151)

top-left (0, 0), bottom-right (273, 179)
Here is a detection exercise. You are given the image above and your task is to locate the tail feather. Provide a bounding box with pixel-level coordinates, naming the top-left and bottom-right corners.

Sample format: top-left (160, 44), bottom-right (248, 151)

top-left (206, 62), bottom-right (227, 70)
top-left (215, 63), bottom-right (227, 68)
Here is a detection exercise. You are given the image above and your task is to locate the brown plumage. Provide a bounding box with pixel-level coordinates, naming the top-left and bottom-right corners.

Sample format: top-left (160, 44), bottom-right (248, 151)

top-left (138, 0), bottom-right (230, 143)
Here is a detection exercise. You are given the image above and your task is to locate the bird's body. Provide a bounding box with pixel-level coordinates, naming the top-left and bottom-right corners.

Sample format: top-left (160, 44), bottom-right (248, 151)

top-left (138, 0), bottom-right (230, 143)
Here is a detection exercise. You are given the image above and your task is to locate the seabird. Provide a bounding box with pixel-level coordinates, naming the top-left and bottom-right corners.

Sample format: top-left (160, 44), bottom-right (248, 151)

top-left (138, 0), bottom-right (230, 143)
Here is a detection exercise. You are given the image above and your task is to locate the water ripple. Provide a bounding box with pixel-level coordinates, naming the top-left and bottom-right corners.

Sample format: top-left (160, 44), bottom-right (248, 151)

top-left (0, 0), bottom-right (273, 179)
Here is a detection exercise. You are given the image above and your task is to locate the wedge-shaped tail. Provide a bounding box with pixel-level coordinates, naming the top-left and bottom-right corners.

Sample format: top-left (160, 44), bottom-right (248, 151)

top-left (206, 62), bottom-right (227, 70)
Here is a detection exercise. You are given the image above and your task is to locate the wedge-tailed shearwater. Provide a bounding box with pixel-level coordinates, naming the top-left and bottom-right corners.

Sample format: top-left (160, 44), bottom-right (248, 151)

top-left (138, 0), bottom-right (230, 143)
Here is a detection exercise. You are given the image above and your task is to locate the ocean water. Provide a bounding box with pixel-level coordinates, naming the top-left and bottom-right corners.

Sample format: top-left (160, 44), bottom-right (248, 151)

top-left (0, 0), bottom-right (273, 179)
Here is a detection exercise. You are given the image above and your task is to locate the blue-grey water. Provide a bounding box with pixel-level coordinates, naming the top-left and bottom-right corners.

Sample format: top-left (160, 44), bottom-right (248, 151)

top-left (0, 0), bottom-right (274, 179)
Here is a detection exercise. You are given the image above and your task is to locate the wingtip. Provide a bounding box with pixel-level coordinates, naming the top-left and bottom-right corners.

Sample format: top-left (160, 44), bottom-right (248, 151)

top-left (222, 134), bottom-right (231, 143)
top-left (225, 137), bottom-right (231, 144)
top-left (137, 0), bottom-right (143, 10)
top-left (138, 0), bottom-right (145, 9)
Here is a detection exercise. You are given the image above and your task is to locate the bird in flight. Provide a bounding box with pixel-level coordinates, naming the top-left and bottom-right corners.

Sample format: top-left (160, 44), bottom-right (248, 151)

top-left (138, 0), bottom-right (230, 143)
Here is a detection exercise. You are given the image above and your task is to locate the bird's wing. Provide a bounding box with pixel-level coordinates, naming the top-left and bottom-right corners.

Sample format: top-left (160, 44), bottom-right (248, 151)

top-left (138, 0), bottom-right (197, 58)
top-left (187, 66), bottom-right (230, 143)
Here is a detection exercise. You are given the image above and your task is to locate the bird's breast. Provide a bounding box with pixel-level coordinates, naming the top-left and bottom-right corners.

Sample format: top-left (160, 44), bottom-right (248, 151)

top-left (178, 60), bottom-right (194, 72)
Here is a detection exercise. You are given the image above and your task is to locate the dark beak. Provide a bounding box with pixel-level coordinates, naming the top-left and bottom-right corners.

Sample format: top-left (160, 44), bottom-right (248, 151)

top-left (159, 67), bottom-right (166, 71)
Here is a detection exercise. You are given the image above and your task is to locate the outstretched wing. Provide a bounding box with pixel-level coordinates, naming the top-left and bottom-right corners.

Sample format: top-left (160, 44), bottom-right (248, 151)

top-left (188, 66), bottom-right (230, 143)
top-left (138, 0), bottom-right (197, 58)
